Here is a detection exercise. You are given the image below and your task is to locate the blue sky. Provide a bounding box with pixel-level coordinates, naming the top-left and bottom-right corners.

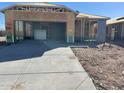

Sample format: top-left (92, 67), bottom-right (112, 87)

top-left (0, 2), bottom-right (124, 29)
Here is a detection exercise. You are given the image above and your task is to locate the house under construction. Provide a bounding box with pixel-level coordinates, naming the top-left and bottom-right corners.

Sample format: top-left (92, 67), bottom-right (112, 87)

top-left (0, 2), bottom-right (109, 43)
top-left (107, 17), bottom-right (124, 41)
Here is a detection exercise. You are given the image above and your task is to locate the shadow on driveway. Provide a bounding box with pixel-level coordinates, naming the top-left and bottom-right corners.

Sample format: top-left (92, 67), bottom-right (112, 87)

top-left (0, 40), bottom-right (50, 62)
top-left (0, 39), bottom-right (107, 63)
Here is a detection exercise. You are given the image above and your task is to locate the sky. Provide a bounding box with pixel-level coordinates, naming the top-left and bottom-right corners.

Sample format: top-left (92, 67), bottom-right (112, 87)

top-left (1, 2), bottom-right (124, 30)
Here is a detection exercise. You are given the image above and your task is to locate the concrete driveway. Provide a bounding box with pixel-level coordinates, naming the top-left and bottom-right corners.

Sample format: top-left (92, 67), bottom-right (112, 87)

top-left (0, 40), bottom-right (49, 62)
top-left (0, 40), bottom-right (95, 90)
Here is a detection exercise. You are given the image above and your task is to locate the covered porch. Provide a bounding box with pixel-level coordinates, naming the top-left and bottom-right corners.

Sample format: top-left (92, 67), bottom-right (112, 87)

top-left (75, 13), bottom-right (109, 42)
top-left (75, 18), bottom-right (98, 42)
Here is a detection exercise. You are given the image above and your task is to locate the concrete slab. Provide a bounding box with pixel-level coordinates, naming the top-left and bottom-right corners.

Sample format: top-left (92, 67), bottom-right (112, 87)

top-left (77, 77), bottom-right (96, 90)
top-left (0, 75), bottom-right (18, 90)
top-left (0, 40), bottom-right (96, 90)
top-left (11, 73), bottom-right (88, 90)
top-left (24, 55), bottom-right (85, 73)
top-left (0, 59), bottom-right (30, 74)
top-left (43, 47), bottom-right (73, 55)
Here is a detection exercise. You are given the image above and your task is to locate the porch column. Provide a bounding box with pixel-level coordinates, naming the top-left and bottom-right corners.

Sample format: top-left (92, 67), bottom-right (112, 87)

top-left (96, 19), bottom-right (106, 42)
top-left (66, 12), bottom-right (75, 43)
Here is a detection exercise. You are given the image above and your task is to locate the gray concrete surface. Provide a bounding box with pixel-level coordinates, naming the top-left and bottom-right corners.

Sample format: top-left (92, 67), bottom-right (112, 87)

top-left (0, 40), bottom-right (49, 62)
top-left (0, 40), bottom-right (96, 90)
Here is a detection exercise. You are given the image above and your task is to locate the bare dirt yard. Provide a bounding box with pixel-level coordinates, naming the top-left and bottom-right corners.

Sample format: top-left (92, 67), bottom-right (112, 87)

top-left (72, 42), bottom-right (124, 90)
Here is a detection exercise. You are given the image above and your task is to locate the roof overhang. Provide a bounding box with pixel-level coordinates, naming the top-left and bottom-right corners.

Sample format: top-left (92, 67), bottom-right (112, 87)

top-left (76, 13), bottom-right (110, 20)
top-left (0, 3), bottom-right (77, 14)
top-left (107, 16), bottom-right (124, 25)
top-left (107, 19), bottom-right (124, 25)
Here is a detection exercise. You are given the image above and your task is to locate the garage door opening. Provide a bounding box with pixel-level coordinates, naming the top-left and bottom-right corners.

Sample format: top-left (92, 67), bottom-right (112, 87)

top-left (32, 22), bottom-right (66, 41)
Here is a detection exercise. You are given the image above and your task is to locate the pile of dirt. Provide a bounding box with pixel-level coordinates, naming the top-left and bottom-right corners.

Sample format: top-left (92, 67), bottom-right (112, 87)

top-left (72, 43), bottom-right (124, 90)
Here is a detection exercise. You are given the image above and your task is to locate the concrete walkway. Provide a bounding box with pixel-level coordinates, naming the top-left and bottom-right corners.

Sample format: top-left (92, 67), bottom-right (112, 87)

top-left (0, 41), bottom-right (96, 90)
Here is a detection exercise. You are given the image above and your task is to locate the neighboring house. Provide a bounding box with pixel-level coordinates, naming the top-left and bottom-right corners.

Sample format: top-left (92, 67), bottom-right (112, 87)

top-left (0, 2), bottom-right (109, 43)
top-left (107, 17), bottom-right (124, 41)
top-left (0, 30), bottom-right (6, 36)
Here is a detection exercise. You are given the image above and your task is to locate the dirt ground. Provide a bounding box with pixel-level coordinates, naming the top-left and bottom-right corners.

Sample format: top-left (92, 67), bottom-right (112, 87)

top-left (72, 43), bottom-right (124, 90)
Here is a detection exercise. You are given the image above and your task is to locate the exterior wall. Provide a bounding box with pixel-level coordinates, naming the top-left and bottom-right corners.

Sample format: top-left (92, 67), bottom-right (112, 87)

top-left (75, 20), bottom-right (81, 42)
top-left (5, 10), bottom-right (76, 43)
top-left (114, 23), bottom-right (122, 40)
top-left (75, 19), bottom-right (89, 42)
top-left (106, 25), bottom-right (111, 40)
top-left (24, 22), bottom-right (33, 39)
top-left (5, 11), bottom-right (14, 42)
top-left (107, 22), bottom-right (124, 41)
top-left (96, 19), bottom-right (106, 42)
top-left (89, 21), bottom-right (97, 40)
top-left (121, 22), bottom-right (124, 40)
top-left (11, 11), bottom-right (67, 22)
top-left (66, 12), bottom-right (75, 43)
top-left (4, 10), bottom-right (107, 43)
top-left (75, 18), bottom-right (103, 42)
top-left (83, 20), bottom-right (90, 40)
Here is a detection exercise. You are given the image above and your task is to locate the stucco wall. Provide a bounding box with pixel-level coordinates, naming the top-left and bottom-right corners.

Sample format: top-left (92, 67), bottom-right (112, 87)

top-left (96, 19), bottom-right (106, 42)
top-left (121, 22), bottom-right (124, 39)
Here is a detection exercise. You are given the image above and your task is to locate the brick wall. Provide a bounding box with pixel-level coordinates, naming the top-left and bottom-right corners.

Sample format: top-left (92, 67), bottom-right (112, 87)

top-left (66, 12), bottom-right (75, 43)
top-left (5, 10), bottom-right (76, 43)
top-left (12, 11), bottom-right (67, 22)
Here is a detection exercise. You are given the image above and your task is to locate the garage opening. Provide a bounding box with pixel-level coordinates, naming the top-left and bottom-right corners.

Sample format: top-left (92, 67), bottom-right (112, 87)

top-left (32, 22), bottom-right (66, 41)
top-left (14, 21), bottom-right (66, 42)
